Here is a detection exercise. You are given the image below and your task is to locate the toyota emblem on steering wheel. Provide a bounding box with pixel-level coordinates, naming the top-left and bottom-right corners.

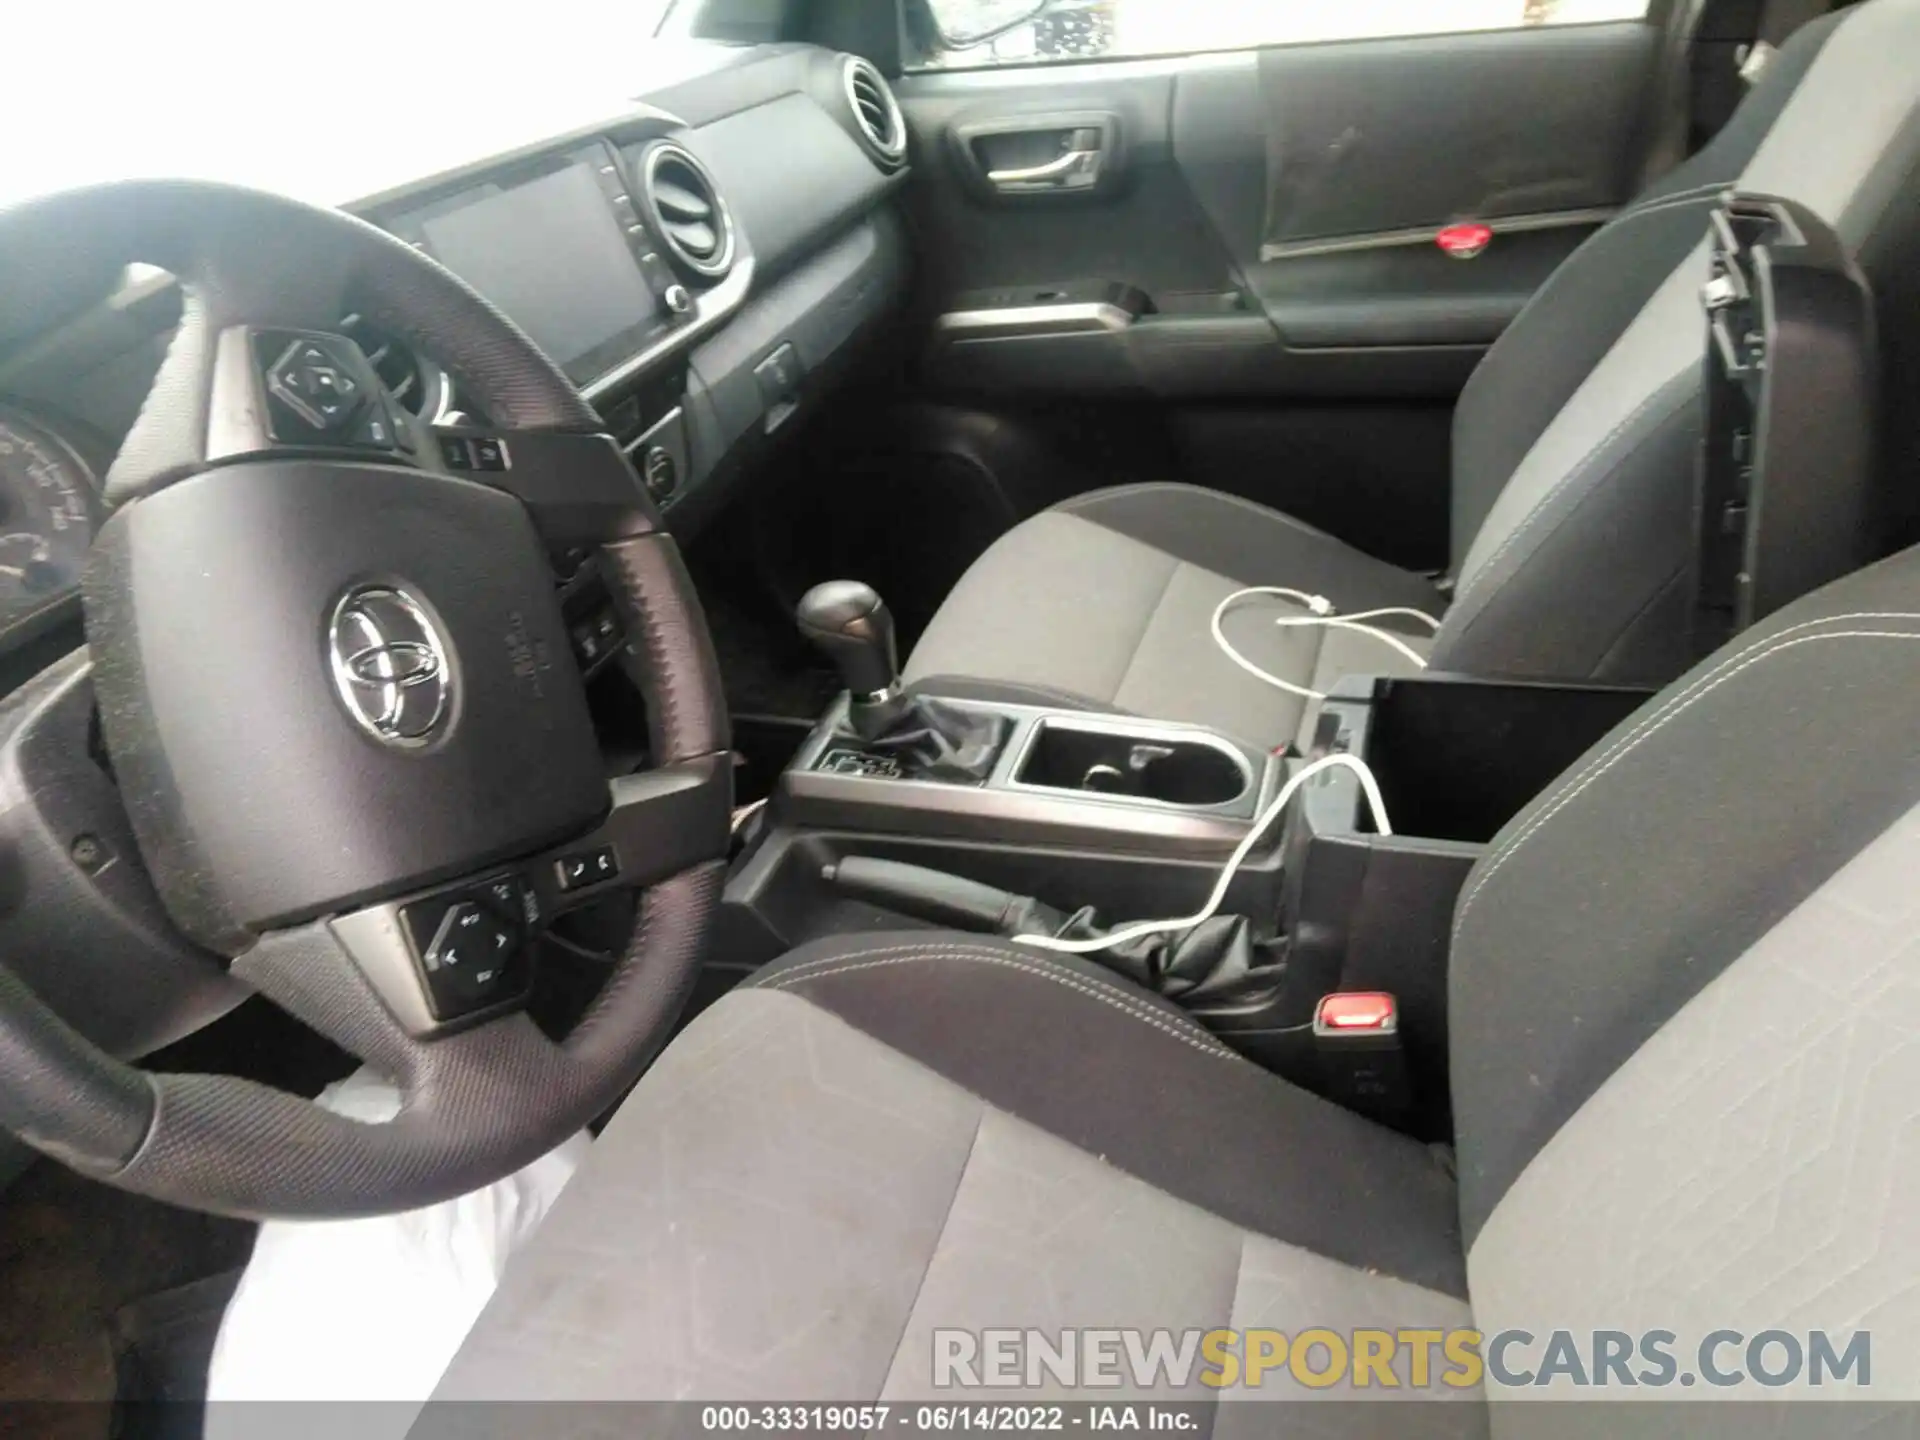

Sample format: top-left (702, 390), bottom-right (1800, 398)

top-left (328, 585), bottom-right (455, 748)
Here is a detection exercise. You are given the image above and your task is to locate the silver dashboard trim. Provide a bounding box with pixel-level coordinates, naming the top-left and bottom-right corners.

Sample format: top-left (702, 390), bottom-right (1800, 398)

top-left (621, 404), bottom-right (686, 457)
top-left (581, 254), bottom-right (754, 405)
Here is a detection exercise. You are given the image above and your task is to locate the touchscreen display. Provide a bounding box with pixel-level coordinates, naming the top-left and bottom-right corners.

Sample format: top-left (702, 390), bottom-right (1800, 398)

top-left (419, 161), bottom-right (657, 385)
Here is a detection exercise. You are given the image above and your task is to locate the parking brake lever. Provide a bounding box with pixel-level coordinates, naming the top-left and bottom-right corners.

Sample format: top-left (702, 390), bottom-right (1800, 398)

top-left (820, 857), bottom-right (1282, 1011)
top-left (821, 857), bottom-right (1063, 935)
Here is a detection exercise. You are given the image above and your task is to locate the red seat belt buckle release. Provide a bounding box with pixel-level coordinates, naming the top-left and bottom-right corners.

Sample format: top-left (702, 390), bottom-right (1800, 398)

top-left (1436, 222), bottom-right (1493, 259)
top-left (1313, 992), bottom-right (1409, 1121)
top-left (1314, 991), bottom-right (1397, 1034)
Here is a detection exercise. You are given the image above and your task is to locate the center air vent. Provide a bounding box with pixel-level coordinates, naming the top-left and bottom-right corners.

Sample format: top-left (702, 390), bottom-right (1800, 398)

top-left (639, 144), bottom-right (735, 280)
top-left (339, 313), bottom-right (448, 420)
top-left (842, 57), bottom-right (906, 168)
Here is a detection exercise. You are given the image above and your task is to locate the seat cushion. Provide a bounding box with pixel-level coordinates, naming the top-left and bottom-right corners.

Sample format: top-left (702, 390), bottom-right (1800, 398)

top-left (427, 935), bottom-right (1478, 1421)
top-left (904, 483), bottom-right (1446, 748)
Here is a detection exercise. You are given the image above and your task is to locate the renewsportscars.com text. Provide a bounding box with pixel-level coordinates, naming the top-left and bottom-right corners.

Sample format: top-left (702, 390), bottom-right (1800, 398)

top-left (933, 1327), bottom-right (1872, 1392)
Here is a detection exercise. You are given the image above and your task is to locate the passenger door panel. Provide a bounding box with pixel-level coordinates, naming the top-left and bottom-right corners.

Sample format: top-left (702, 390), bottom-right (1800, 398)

top-left (898, 21), bottom-right (1662, 400)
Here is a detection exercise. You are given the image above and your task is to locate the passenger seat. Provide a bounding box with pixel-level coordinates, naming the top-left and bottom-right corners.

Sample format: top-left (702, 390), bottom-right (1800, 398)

top-left (903, 0), bottom-right (1920, 748)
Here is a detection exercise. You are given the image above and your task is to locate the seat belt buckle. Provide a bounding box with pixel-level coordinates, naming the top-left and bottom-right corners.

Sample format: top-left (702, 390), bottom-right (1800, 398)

top-left (1312, 992), bottom-right (1409, 1122)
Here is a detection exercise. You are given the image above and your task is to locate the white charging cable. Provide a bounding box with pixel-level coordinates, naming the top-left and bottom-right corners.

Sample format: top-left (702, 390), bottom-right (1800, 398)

top-left (1210, 586), bottom-right (1441, 702)
top-left (1011, 751), bottom-right (1391, 956)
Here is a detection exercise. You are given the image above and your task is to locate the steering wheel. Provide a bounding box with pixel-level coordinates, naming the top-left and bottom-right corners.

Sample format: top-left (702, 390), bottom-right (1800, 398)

top-left (0, 180), bottom-right (733, 1217)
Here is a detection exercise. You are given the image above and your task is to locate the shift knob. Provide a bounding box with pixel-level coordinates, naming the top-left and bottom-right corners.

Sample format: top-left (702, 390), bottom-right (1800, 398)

top-left (796, 580), bottom-right (899, 700)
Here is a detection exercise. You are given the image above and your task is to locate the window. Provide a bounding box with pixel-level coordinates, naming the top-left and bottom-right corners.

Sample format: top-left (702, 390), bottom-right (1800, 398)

top-left (906, 0), bottom-right (1653, 71)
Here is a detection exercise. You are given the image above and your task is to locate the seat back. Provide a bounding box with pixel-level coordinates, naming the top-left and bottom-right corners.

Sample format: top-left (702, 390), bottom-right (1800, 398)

top-left (1428, 0), bottom-right (1920, 686)
top-left (1449, 538), bottom-right (1920, 1399)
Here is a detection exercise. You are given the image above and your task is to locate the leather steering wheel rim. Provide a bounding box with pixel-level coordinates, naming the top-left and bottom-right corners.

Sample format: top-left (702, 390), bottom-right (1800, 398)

top-left (0, 179), bottom-right (732, 1217)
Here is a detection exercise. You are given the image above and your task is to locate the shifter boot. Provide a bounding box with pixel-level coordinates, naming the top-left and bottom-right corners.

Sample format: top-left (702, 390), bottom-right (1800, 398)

top-left (856, 696), bottom-right (1010, 783)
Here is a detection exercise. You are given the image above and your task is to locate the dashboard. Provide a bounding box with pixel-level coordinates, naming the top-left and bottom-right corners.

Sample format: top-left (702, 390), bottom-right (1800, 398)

top-left (0, 41), bottom-right (918, 1089)
top-left (0, 40), bottom-right (913, 661)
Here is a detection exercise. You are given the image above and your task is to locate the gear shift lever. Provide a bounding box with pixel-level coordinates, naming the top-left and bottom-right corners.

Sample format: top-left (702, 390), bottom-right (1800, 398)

top-left (796, 580), bottom-right (1011, 778)
top-left (796, 581), bottom-right (907, 740)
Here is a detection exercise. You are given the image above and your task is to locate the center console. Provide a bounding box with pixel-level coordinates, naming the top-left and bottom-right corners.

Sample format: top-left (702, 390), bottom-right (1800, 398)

top-left (782, 700), bottom-right (1280, 857)
top-left (721, 657), bottom-right (1653, 1142)
top-left (719, 573), bottom-right (1669, 1145)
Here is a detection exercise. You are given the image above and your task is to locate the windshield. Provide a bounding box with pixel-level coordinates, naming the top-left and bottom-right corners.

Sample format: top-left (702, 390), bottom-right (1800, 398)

top-left (2, 1), bottom-right (677, 209)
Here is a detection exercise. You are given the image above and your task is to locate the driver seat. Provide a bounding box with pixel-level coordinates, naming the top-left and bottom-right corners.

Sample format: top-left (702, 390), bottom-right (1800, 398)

top-left (421, 539), bottom-right (1920, 1423)
top-left (903, 0), bottom-right (1920, 748)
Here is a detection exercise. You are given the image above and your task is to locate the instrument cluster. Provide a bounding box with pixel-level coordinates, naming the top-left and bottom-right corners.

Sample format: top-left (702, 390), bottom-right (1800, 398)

top-left (0, 405), bottom-right (98, 640)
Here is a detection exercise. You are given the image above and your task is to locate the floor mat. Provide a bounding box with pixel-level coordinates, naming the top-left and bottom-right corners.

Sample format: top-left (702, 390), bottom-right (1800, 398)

top-left (112, 1269), bottom-right (246, 1439)
top-left (0, 1160), bottom-right (253, 1431)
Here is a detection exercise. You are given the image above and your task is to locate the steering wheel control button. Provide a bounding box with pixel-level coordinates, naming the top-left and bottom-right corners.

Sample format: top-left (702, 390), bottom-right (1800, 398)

top-left (478, 872), bottom-right (542, 931)
top-left (266, 338), bottom-right (362, 431)
top-left (555, 845), bottom-right (619, 892)
top-left (436, 433), bottom-right (509, 472)
top-left (349, 402), bottom-right (399, 451)
top-left (570, 606), bottom-right (623, 671)
top-left (399, 889), bottom-right (532, 1022)
top-left (431, 907), bottom-right (524, 1016)
top-left (327, 585), bottom-right (455, 749)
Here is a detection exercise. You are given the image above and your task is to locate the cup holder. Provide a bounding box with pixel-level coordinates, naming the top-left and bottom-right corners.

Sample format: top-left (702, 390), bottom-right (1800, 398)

top-left (1012, 719), bottom-right (1253, 809)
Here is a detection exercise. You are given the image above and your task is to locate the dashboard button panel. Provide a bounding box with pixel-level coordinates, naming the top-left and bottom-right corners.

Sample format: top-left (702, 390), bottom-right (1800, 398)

top-left (253, 331), bottom-right (408, 454)
top-left (753, 343), bottom-right (803, 432)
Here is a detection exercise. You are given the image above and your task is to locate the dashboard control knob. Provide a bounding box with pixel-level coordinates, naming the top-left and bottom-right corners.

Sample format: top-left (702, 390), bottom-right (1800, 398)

top-left (641, 445), bottom-right (679, 503)
top-left (662, 283), bottom-right (693, 316)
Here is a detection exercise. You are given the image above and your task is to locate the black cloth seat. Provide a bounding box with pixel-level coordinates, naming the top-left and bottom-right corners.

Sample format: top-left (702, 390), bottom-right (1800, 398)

top-left (429, 529), bottom-right (1920, 1433)
top-left (905, 481), bottom-right (1447, 745)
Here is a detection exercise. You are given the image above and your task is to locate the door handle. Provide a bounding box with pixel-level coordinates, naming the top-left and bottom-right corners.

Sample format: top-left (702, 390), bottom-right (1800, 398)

top-left (950, 112), bottom-right (1121, 199)
top-left (986, 148), bottom-right (1099, 188)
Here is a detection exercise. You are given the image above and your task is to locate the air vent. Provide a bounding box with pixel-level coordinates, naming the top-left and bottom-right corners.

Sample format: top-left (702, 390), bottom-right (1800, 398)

top-left (842, 57), bottom-right (906, 168)
top-left (639, 144), bottom-right (735, 280)
top-left (339, 313), bottom-right (444, 419)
